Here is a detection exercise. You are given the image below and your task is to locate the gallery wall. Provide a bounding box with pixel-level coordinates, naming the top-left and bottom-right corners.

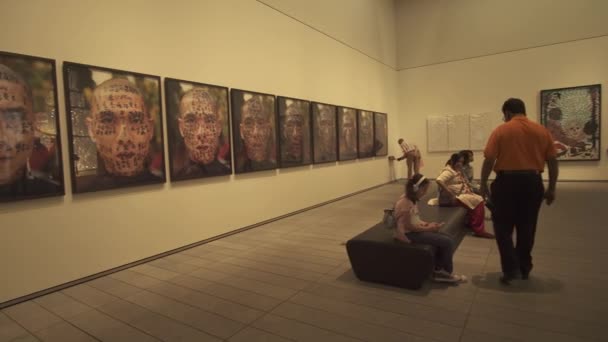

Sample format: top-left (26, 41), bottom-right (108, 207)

top-left (397, 35), bottom-right (608, 180)
top-left (395, 0), bottom-right (608, 69)
top-left (0, 0), bottom-right (400, 303)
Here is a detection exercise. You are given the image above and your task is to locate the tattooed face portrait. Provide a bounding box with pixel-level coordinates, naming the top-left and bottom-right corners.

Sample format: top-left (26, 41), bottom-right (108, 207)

top-left (282, 103), bottom-right (304, 161)
top-left (338, 107), bottom-right (357, 160)
top-left (240, 95), bottom-right (272, 162)
top-left (0, 64), bottom-right (35, 185)
top-left (86, 78), bottom-right (154, 177)
top-left (178, 88), bottom-right (222, 165)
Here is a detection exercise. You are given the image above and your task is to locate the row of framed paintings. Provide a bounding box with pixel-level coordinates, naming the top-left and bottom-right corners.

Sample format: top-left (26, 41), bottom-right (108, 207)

top-left (0, 51), bottom-right (388, 201)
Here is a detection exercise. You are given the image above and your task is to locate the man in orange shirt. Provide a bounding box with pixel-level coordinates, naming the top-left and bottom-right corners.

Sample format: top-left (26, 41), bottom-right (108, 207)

top-left (480, 98), bottom-right (559, 285)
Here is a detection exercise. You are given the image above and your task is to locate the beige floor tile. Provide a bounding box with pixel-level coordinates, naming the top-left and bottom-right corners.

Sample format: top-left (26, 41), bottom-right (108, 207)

top-left (228, 327), bottom-right (293, 342)
top-left (233, 252), bottom-right (335, 274)
top-left (188, 269), bottom-right (297, 300)
top-left (33, 321), bottom-right (96, 342)
top-left (252, 314), bottom-right (360, 342)
top-left (271, 301), bottom-right (430, 342)
top-left (0, 312), bottom-right (31, 342)
top-left (195, 263), bottom-right (312, 291)
top-left (146, 282), bottom-right (264, 324)
top-left (221, 257), bottom-right (324, 282)
top-left (169, 274), bottom-right (283, 311)
top-left (460, 329), bottom-right (518, 342)
top-left (86, 276), bottom-right (143, 298)
top-left (147, 258), bottom-right (200, 274)
top-left (66, 309), bottom-right (158, 342)
top-left (109, 270), bottom-right (163, 289)
top-left (98, 299), bottom-right (221, 342)
top-left (130, 264), bottom-right (180, 281)
top-left (34, 292), bottom-right (91, 319)
top-left (124, 290), bottom-right (243, 339)
top-left (61, 285), bottom-right (117, 309)
top-left (3, 301), bottom-right (62, 332)
top-left (8, 334), bottom-right (39, 342)
top-left (466, 315), bottom-right (594, 342)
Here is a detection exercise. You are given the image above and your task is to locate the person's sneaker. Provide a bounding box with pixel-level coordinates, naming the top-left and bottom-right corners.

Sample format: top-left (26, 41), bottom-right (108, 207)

top-left (474, 231), bottom-right (495, 239)
top-left (433, 270), bottom-right (466, 284)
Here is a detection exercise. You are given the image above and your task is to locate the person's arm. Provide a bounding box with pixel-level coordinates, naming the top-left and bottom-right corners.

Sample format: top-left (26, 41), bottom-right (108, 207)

top-left (544, 157), bottom-right (558, 205)
top-left (479, 157), bottom-right (495, 198)
top-left (436, 171), bottom-right (458, 198)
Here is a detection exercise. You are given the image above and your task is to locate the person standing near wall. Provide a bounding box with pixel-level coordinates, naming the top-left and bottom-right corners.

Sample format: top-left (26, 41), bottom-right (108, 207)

top-left (397, 138), bottom-right (422, 179)
top-left (480, 98), bottom-right (559, 285)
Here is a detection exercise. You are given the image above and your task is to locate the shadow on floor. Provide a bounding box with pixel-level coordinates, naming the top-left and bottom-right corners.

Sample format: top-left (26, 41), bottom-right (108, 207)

top-left (472, 272), bottom-right (564, 293)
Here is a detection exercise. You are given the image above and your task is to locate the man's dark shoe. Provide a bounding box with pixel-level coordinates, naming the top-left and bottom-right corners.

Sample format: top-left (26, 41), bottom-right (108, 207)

top-left (521, 265), bottom-right (533, 280)
top-left (500, 273), bottom-right (517, 285)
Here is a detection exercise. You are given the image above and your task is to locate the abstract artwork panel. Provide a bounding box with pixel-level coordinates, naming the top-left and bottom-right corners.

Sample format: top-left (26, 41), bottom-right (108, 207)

top-left (374, 112), bottom-right (388, 156)
top-left (540, 84), bottom-right (601, 161)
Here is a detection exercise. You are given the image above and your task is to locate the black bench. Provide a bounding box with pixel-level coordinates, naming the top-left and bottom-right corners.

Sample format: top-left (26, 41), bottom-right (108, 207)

top-left (345, 199), bottom-right (468, 290)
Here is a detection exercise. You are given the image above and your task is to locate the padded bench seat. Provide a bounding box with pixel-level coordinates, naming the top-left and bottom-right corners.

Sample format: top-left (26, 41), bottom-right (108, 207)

top-left (346, 201), bottom-right (468, 290)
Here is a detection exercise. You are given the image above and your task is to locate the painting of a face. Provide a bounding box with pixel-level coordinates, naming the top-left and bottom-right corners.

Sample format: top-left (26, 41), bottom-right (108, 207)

top-left (231, 90), bottom-right (277, 173)
top-left (338, 107), bottom-right (357, 160)
top-left (279, 98), bottom-right (311, 167)
top-left (0, 53), bottom-right (64, 201)
top-left (0, 67), bottom-right (35, 185)
top-left (358, 110), bottom-right (374, 158)
top-left (87, 78), bottom-right (153, 177)
top-left (312, 103), bottom-right (337, 163)
top-left (178, 88), bottom-right (221, 165)
top-left (374, 112), bottom-right (388, 156)
top-left (65, 62), bottom-right (165, 193)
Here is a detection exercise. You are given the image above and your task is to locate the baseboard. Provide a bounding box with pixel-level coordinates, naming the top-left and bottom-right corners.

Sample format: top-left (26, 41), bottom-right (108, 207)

top-left (0, 180), bottom-right (396, 309)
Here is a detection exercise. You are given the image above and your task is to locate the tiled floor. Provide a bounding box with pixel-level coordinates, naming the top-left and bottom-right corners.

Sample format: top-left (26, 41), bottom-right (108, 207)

top-left (2, 181), bottom-right (607, 341)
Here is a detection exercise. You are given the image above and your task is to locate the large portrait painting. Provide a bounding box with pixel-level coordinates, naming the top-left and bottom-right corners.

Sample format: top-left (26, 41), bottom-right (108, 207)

top-left (63, 62), bottom-right (165, 193)
top-left (540, 84), bottom-right (601, 161)
top-left (312, 102), bottom-right (337, 164)
top-left (337, 106), bottom-right (357, 161)
top-left (165, 79), bottom-right (231, 181)
top-left (0, 51), bottom-right (64, 202)
top-left (357, 110), bottom-right (374, 158)
top-left (278, 96), bottom-right (311, 168)
top-left (374, 112), bottom-right (388, 156)
top-left (231, 89), bottom-right (277, 173)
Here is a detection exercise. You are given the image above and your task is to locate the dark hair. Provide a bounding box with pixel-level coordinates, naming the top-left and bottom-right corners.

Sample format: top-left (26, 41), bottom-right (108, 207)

top-left (459, 150), bottom-right (473, 165)
top-left (502, 98), bottom-right (526, 115)
top-left (397, 138), bottom-right (404, 144)
top-left (446, 153), bottom-right (462, 168)
top-left (405, 173), bottom-right (429, 203)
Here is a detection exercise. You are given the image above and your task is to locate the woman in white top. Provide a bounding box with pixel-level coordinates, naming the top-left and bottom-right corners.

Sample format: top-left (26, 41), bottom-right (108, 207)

top-left (393, 174), bottom-right (466, 283)
top-left (436, 154), bottom-right (494, 239)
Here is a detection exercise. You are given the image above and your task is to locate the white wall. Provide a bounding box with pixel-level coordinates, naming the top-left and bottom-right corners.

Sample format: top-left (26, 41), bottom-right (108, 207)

top-left (396, 0), bottom-right (608, 69)
top-left (397, 35), bottom-right (608, 181)
top-left (0, 0), bottom-right (400, 303)
top-left (260, 0), bottom-right (398, 68)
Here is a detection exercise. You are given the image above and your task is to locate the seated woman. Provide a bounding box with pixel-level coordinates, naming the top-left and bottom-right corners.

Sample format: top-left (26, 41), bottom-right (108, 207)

top-left (393, 174), bottom-right (466, 283)
top-left (437, 154), bottom-right (495, 239)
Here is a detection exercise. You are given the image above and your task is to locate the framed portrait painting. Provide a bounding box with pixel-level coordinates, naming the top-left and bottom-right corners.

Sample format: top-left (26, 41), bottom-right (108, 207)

top-left (357, 110), bottom-right (374, 158)
top-left (0, 51), bottom-right (64, 202)
top-left (277, 96), bottom-right (311, 168)
top-left (231, 89), bottom-right (277, 173)
top-left (540, 84), bottom-right (601, 161)
top-left (165, 78), bottom-right (231, 181)
top-left (374, 112), bottom-right (388, 156)
top-left (337, 106), bottom-right (358, 161)
top-left (311, 102), bottom-right (337, 164)
top-left (63, 62), bottom-right (165, 193)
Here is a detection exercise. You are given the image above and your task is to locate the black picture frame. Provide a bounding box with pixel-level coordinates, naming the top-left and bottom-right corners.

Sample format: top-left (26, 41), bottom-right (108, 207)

top-left (0, 51), bottom-right (65, 202)
top-left (374, 112), bottom-right (388, 156)
top-left (63, 62), bottom-right (166, 193)
top-left (311, 102), bottom-right (338, 164)
top-left (337, 106), bottom-right (358, 161)
top-left (230, 89), bottom-right (278, 174)
top-left (357, 109), bottom-right (374, 158)
top-left (540, 84), bottom-right (601, 161)
top-left (165, 78), bottom-right (232, 181)
top-left (277, 96), bottom-right (312, 168)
